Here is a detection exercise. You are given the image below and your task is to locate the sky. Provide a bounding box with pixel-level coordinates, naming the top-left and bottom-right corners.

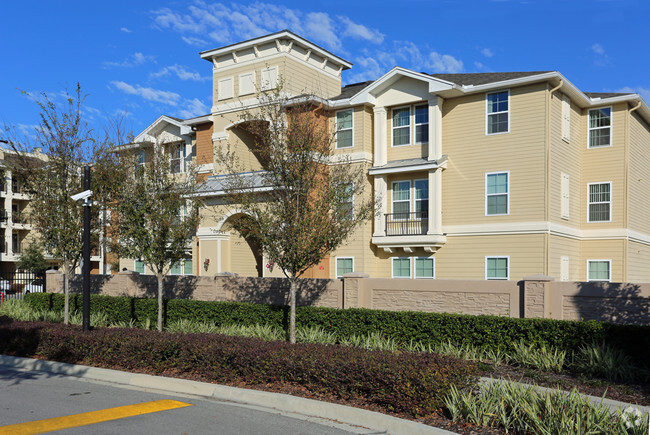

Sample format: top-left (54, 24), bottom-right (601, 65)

top-left (1, 0), bottom-right (649, 142)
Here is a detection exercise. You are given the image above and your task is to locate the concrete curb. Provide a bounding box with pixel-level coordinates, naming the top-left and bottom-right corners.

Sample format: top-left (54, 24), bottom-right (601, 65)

top-left (0, 355), bottom-right (455, 435)
top-left (480, 377), bottom-right (650, 414)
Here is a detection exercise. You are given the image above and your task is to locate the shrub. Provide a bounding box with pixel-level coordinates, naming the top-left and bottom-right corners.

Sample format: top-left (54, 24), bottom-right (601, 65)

top-left (0, 318), bottom-right (478, 417)
top-left (24, 293), bottom-right (650, 369)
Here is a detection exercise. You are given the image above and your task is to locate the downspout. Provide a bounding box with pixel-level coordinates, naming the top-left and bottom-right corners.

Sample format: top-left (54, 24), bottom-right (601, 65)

top-left (545, 79), bottom-right (563, 276)
top-left (623, 100), bottom-right (641, 282)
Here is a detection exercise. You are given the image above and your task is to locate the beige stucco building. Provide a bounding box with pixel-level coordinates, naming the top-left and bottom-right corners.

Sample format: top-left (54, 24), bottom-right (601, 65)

top-left (124, 30), bottom-right (650, 283)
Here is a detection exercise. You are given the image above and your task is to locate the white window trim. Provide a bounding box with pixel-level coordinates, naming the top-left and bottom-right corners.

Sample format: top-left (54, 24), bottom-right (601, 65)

top-left (587, 259), bottom-right (611, 282)
top-left (169, 143), bottom-right (185, 174)
top-left (217, 77), bottom-right (234, 100)
top-left (485, 171), bottom-right (510, 216)
top-left (587, 106), bottom-right (612, 149)
top-left (485, 256), bottom-right (510, 280)
top-left (391, 180), bottom-right (411, 217)
top-left (335, 256), bottom-right (354, 278)
top-left (170, 258), bottom-right (193, 276)
top-left (587, 181), bottom-right (612, 223)
top-left (391, 105), bottom-right (412, 147)
top-left (414, 104), bottom-right (429, 145)
top-left (485, 90), bottom-right (510, 135)
top-left (238, 71), bottom-right (255, 96)
top-left (335, 109), bottom-right (354, 149)
top-left (391, 257), bottom-right (412, 278)
top-left (260, 66), bottom-right (278, 91)
top-left (134, 259), bottom-right (145, 274)
top-left (414, 256), bottom-right (435, 279)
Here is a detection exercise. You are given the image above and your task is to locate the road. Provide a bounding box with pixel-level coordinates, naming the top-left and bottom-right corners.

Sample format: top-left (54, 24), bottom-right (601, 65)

top-left (0, 367), bottom-right (362, 434)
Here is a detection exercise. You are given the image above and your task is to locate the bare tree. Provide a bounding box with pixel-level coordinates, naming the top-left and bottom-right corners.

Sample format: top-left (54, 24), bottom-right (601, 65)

top-left (217, 89), bottom-right (375, 343)
top-left (113, 142), bottom-right (200, 331)
top-left (3, 84), bottom-right (119, 324)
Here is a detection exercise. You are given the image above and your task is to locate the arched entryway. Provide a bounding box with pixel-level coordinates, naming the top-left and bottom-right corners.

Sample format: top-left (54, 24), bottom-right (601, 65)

top-left (220, 213), bottom-right (263, 277)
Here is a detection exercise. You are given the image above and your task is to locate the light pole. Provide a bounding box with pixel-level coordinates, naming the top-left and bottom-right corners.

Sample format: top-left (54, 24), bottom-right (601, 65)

top-left (71, 168), bottom-right (92, 332)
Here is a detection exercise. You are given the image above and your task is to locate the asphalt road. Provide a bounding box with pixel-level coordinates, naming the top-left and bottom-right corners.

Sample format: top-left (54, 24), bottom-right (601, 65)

top-left (0, 367), bottom-right (361, 434)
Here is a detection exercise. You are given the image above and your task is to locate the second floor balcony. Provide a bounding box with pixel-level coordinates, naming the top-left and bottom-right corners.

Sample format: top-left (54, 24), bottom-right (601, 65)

top-left (372, 211), bottom-right (446, 254)
top-left (385, 211), bottom-right (429, 236)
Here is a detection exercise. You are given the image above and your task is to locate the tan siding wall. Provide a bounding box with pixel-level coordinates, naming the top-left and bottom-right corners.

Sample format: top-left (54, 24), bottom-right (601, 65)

top-left (628, 240), bottom-right (650, 282)
top-left (548, 234), bottom-right (581, 281)
top-left (442, 83), bottom-right (547, 225)
top-left (628, 111), bottom-right (650, 234)
top-left (221, 220), bottom-right (259, 277)
top-left (580, 103), bottom-right (627, 229)
top-left (549, 92), bottom-right (582, 226)
top-left (195, 122), bottom-right (214, 166)
top-left (580, 239), bottom-right (625, 282)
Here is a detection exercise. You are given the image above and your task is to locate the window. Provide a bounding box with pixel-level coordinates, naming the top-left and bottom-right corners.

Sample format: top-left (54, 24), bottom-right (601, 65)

top-left (562, 94), bottom-right (571, 142)
top-left (414, 179), bottom-right (428, 218)
top-left (392, 181), bottom-right (411, 218)
top-left (217, 77), bottom-right (233, 100)
top-left (588, 182), bottom-right (611, 222)
top-left (486, 257), bottom-right (509, 280)
top-left (336, 109), bottom-right (353, 149)
top-left (339, 183), bottom-right (354, 220)
top-left (171, 258), bottom-right (193, 276)
top-left (392, 257), bottom-right (411, 278)
top-left (134, 260), bottom-right (145, 274)
top-left (588, 107), bottom-right (611, 148)
top-left (336, 257), bottom-right (354, 278)
top-left (415, 104), bottom-right (429, 144)
top-left (392, 107), bottom-right (411, 146)
top-left (169, 143), bottom-right (184, 174)
top-left (261, 67), bottom-right (278, 91)
top-left (561, 173), bottom-right (570, 220)
top-left (138, 149), bottom-right (145, 167)
top-left (486, 90), bottom-right (509, 134)
top-left (415, 257), bottom-right (434, 279)
top-left (239, 72), bottom-right (255, 96)
top-left (587, 260), bottom-right (611, 282)
top-left (486, 172), bottom-right (509, 215)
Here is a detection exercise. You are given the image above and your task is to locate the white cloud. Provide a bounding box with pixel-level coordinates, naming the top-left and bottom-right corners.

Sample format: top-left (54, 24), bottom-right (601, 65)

top-left (338, 17), bottom-right (383, 44)
top-left (178, 98), bottom-right (209, 119)
top-left (150, 65), bottom-right (209, 82)
top-left (427, 52), bottom-right (464, 73)
top-left (151, 7), bottom-right (203, 33)
top-left (305, 12), bottom-right (340, 50)
top-left (182, 36), bottom-right (208, 46)
top-left (616, 86), bottom-right (650, 103)
top-left (103, 52), bottom-right (155, 68)
top-left (591, 43), bottom-right (605, 55)
top-left (345, 56), bottom-right (383, 83)
top-left (110, 81), bottom-right (181, 105)
top-left (120, 27), bottom-right (132, 33)
top-left (481, 48), bottom-right (494, 58)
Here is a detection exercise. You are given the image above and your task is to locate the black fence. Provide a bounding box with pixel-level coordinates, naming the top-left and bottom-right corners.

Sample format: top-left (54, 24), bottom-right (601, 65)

top-left (385, 211), bottom-right (429, 236)
top-left (0, 270), bottom-right (45, 301)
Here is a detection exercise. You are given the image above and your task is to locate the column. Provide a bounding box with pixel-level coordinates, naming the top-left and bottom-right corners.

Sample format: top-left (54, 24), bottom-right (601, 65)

top-left (428, 97), bottom-right (443, 161)
top-left (427, 169), bottom-right (442, 235)
top-left (373, 175), bottom-right (387, 237)
top-left (373, 106), bottom-right (387, 167)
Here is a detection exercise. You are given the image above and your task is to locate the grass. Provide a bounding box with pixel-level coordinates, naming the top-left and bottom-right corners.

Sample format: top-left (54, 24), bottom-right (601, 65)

top-left (445, 380), bottom-right (650, 435)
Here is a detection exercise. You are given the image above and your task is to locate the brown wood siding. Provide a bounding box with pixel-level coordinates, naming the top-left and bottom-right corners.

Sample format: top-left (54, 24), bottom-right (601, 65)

top-left (195, 122), bottom-right (213, 166)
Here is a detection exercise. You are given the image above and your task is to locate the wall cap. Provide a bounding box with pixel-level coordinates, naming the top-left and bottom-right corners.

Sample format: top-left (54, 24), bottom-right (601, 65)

top-left (46, 269), bottom-right (62, 275)
top-left (118, 270), bottom-right (138, 275)
top-left (342, 272), bottom-right (370, 279)
top-left (215, 272), bottom-right (238, 278)
top-left (523, 274), bottom-right (554, 282)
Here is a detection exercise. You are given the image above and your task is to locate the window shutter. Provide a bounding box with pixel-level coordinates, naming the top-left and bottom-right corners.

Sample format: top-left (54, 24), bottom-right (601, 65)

top-left (561, 256), bottom-right (569, 281)
top-left (562, 94), bottom-right (570, 142)
top-left (561, 172), bottom-right (570, 219)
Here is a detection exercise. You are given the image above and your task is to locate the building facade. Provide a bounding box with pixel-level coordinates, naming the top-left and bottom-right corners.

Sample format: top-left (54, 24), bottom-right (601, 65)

top-left (124, 30), bottom-right (650, 283)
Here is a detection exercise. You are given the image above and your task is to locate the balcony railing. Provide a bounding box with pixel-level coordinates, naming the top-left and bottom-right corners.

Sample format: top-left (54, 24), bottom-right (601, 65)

top-left (385, 211), bottom-right (429, 236)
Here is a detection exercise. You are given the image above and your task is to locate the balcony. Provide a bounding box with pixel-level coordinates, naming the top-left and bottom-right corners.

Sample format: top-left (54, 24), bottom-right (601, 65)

top-left (372, 211), bottom-right (446, 254)
top-left (12, 211), bottom-right (32, 228)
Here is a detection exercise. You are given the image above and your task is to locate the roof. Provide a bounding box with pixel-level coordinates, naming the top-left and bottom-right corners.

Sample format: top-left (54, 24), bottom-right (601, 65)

top-left (429, 71), bottom-right (553, 86)
top-left (331, 81), bottom-right (374, 100)
top-left (196, 171), bottom-right (275, 196)
top-left (585, 92), bottom-right (634, 99)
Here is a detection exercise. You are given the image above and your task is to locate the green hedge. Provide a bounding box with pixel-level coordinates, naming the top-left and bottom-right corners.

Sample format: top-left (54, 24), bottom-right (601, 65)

top-left (0, 318), bottom-right (478, 417)
top-left (24, 293), bottom-right (650, 367)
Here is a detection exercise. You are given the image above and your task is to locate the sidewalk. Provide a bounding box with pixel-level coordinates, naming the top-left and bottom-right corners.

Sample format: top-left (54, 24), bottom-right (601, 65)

top-left (0, 355), bottom-right (454, 435)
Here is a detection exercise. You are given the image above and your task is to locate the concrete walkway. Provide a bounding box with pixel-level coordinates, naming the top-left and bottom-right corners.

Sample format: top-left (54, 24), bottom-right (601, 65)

top-left (0, 355), bottom-right (454, 435)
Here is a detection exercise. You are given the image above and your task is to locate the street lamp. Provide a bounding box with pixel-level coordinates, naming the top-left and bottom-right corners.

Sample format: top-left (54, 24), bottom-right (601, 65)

top-left (71, 166), bottom-right (92, 332)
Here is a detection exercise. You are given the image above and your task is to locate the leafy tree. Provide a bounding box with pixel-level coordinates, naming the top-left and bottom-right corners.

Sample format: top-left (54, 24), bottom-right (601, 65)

top-left (4, 84), bottom-right (119, 324)
top-left (113, 143), bottom-right (201, 331)
top-left (217, 89), bottom-right (375, 343)
top-left (17, 241), bottom-right (47, 275)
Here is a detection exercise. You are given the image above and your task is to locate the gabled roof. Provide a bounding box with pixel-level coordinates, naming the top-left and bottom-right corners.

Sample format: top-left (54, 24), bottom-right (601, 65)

top-left (199, 29), bottom-right (352, 71)
top-left (430, 71), bottom-right (553, 86)
top-left (133, 115), bottom-right (191, 144)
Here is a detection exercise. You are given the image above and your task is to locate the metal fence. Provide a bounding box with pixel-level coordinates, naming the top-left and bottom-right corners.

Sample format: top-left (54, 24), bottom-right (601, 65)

top-left (0, 270), bottom-right (45, 302)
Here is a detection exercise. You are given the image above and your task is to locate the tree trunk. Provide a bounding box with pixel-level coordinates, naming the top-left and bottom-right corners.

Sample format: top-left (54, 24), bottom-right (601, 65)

top-left (157, 273), bottom-right (164, 332)
top-left (289, 275), bottom-right (296, 344)
top-left (63, 264), bottom-right (69, 325)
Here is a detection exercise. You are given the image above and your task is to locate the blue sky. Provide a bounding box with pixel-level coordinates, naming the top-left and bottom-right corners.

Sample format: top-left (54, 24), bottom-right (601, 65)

top-left (1, 0), bottom-right (648, 141)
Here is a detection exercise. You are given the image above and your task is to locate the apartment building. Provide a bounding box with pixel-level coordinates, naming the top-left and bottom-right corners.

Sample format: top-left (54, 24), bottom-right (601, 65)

top-left (126, 30), bottom-right (650, 283)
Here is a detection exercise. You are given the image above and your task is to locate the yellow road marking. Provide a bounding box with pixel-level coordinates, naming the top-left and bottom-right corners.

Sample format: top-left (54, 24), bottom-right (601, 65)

top-left (0, 399), bottom-right (192, 435)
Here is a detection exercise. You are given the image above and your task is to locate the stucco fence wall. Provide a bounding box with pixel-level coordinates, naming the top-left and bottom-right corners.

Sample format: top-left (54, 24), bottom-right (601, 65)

top-left (45, 271), bottom-right (650, 324)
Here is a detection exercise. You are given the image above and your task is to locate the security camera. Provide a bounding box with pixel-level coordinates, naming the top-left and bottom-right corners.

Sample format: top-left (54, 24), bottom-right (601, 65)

top-left (71, 190), bottom-right (93, 201)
